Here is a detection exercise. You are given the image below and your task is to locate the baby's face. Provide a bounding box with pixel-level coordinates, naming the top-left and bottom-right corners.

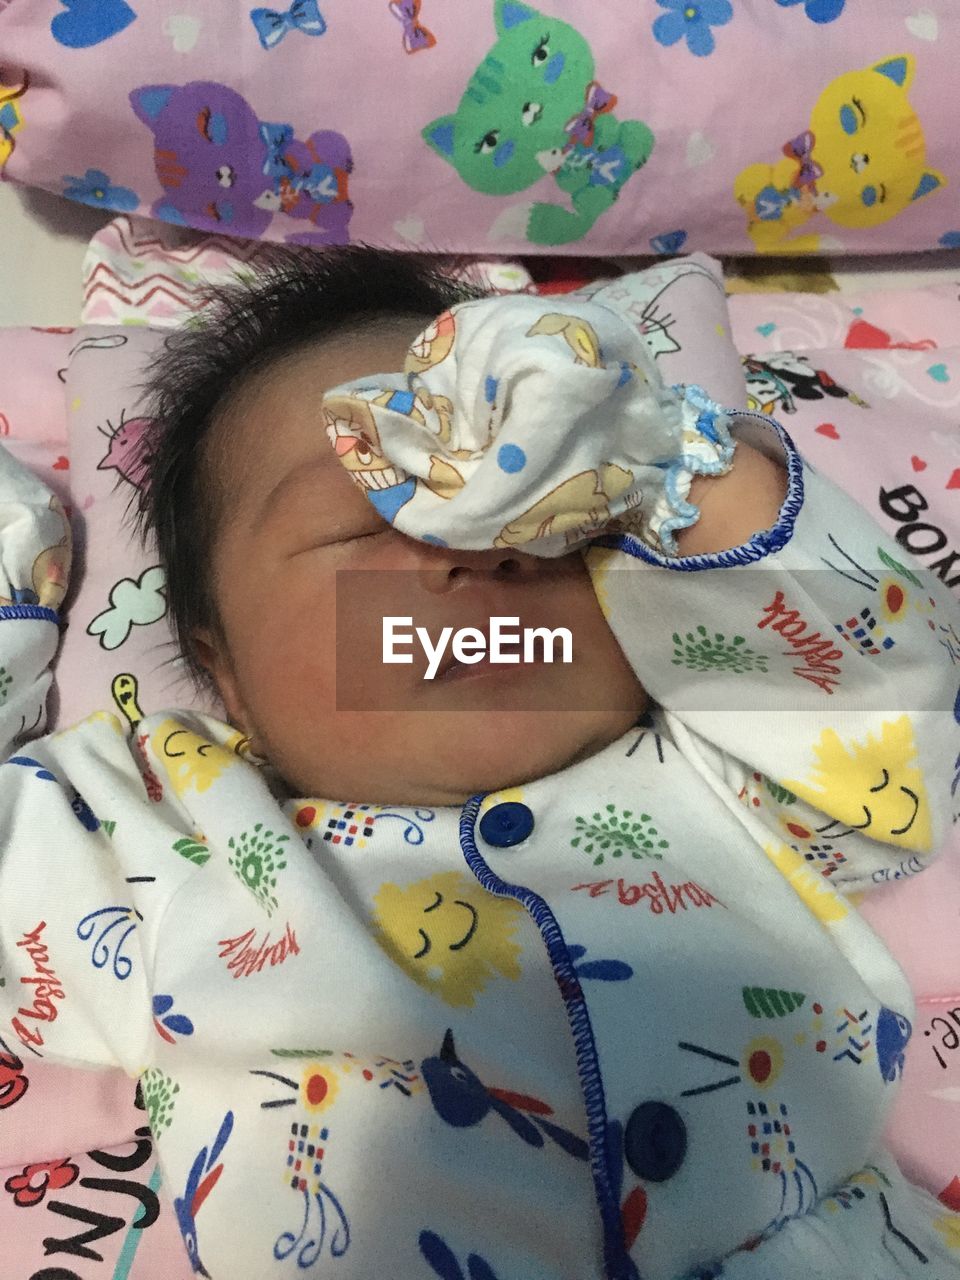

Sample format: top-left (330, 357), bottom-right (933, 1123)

top-left (203, 321), bottom-right (647, 804)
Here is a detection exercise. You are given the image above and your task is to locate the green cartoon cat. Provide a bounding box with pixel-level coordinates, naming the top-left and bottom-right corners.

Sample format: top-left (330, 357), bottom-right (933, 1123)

top-left (423, 0), bottom-right (654, 246)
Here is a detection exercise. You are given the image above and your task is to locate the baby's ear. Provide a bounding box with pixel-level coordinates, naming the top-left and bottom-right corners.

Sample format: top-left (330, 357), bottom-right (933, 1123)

top-left (192, 630), bottom-right (246, 727)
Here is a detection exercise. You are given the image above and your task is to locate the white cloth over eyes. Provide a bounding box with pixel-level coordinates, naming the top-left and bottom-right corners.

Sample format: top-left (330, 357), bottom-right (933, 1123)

top-left (322, 288), bottom-right (735, 556)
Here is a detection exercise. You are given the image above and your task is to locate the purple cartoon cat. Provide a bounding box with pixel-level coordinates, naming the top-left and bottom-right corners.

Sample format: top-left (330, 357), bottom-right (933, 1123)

top-left (97, 414), bottom-right (152, 491)
top-left (130, 80), bottom-right (353, 243)
top-left (130, 81), bottom-right (272, 237)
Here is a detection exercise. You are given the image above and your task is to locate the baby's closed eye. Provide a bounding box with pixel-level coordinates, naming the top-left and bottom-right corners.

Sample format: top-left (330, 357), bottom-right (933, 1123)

top-left (288, 525), bottom-right (389, 557)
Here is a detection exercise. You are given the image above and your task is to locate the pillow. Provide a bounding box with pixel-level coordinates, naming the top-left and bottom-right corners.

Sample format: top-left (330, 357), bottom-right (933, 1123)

top-left (56, 327), bottom-right (220, 730)
top-left (1, 3), bottom-right (956, 254)
top-left (0, 326), bottom-right (74, 506)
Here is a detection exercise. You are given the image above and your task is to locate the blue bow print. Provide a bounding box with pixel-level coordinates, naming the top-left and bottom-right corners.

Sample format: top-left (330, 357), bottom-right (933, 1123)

top-left (250, 0), bottom-right (326, 50)
top-left (260, 122), bottom-right (295, 179)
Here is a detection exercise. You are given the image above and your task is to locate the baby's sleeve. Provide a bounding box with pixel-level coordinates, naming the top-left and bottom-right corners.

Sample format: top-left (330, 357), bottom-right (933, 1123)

top-left (321, 289), bottom-right (956, 895)
top-left (0, 443), bottom-right (70, 761)
top-left (0, 445), bottom-right (152, 1071)
top-left (588, 414), bottom-right (958, 895)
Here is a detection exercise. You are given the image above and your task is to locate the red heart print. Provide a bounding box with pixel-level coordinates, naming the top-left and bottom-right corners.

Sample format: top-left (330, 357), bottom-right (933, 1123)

top-left (0, 412), bottom-right (9, 436)
top-left (815, 423), bottom-right (839, 439)
top-left (948, 468), bottom-right (960, 490)
top-left (910, 455), bottom-right (927, 472)
top-left (52, 456), bottom-right (70, 470)
top-left (844, 319), bottom-right (891, 349)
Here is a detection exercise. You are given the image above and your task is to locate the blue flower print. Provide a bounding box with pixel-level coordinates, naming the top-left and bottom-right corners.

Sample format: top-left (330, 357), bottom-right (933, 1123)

top-left (775, 0), bottom-right (845, 23)
top-left (63, 168), bottom-right (139, 212)
top-left (939, 232), bottom-right (960, 249)
top-left (652, 0), bottom-right (733, 57)
top-left (152, 994), bottom-right (195, 1043)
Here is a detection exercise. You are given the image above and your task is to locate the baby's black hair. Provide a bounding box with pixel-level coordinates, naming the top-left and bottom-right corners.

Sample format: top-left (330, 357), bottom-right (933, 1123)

top-left (135, 246), bottom-right (484, 689)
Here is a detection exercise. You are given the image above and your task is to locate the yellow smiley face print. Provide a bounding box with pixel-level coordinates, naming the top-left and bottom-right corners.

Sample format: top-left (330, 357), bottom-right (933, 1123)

top-left (373, 871), bottom-right (524, 1007)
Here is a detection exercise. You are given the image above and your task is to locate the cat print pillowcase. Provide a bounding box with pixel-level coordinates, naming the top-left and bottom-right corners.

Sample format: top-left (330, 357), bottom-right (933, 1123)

top-left (0, 0), bottom-right (954, 254)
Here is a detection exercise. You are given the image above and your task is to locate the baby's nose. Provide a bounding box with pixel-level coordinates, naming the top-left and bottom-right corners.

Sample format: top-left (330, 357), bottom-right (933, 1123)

top-left (417, 546), bottom-right (541, 594)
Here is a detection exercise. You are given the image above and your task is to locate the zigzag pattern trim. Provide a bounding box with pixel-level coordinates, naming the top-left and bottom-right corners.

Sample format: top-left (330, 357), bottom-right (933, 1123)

top-left (88, 215), bottom-right (269, 264)
top-left (81, 216), bottom-right (271, 326)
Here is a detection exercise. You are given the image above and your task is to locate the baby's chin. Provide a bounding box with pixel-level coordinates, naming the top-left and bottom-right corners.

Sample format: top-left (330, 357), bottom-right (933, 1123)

top-left (338, 705), bottom-right (645, 807)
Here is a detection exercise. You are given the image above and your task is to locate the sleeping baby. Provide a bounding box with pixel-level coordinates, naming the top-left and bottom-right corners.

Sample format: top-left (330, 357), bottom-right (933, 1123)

top-left (0, 248), bottom-right (958, 1280)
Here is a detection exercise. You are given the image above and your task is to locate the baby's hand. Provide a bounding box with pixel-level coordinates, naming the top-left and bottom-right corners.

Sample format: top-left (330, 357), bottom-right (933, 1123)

top-left (322, 291), bottom-right (743, 559)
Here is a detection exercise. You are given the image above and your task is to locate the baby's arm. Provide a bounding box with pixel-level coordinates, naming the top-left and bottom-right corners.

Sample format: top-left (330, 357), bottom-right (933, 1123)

top-left (324, 288), bottom-right (956, 893)
top-left (679, 440), bottom-right (787, 556)
top-left (588, 406), bottom-right (956, 895)
top-left (623, 450), bottom-right (959, 1280)
top-left (325, 294), bottom-right (960, 1274)
top-left (0, 445), bottom-right (151, 1070)
top-left (0, 448), bottom-right (68, 759)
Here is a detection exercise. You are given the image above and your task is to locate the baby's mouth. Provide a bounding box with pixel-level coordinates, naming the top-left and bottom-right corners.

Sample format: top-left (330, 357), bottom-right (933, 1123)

top-left (431, 626), bottom-right (497, 682)
top-left (435, 643), bottom-right (531, 681)
top-left (429, 617), bottom-right (566, 683)
top-left (435, 652), bottom-right (497, 681)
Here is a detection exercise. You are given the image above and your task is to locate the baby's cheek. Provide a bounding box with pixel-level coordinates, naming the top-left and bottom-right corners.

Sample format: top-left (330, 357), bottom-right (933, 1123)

top-left (237, 588), bottom-right (336, 721)
top-left (243, 589), bottom-right (400, 786)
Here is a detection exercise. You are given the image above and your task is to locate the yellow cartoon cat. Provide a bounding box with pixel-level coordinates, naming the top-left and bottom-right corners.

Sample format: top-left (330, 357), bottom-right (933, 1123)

top-left (735, 55), bottom-right (945, 253)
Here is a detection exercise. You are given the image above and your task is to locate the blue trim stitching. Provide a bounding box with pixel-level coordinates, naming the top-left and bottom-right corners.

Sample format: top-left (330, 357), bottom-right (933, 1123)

top-left (458, 795), bottom-right (640, 1280)
top-left (0, 605), bottom-right (59, 624)
top-left (655, 384), bottom-right (737, 553)
top-left (593, 410), bottom-right (804, 572)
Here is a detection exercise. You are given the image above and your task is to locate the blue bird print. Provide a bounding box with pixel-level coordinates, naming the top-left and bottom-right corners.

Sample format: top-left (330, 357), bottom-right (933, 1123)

top-left (174, 1110), bottom-right (234, 1276)
top-left (421, 1029), bottom-right (588, 1159)
top-left (875, 1007), bottom-right (912, 1083)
